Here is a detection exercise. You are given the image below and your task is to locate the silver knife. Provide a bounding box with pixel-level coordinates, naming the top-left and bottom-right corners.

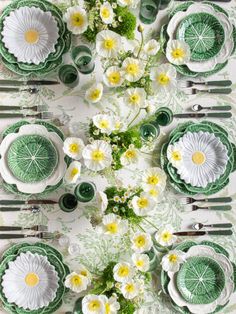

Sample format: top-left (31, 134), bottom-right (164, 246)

top-left (174, 112), bottom-right (232, 119)
top-left (174, 230), bottom-right (233, 236)
top-left (0, 80), bottom-right (59, 86)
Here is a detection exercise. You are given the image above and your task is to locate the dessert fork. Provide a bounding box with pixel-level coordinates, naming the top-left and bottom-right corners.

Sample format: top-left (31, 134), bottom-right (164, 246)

top-left (183, 88), bottom-right (232, 95)
top-left (180, 196), bottom-right (232, 205)
top-left (178, 80), bottom-right (232, 88)
top-left (0, 87), bottom-right (39, 94)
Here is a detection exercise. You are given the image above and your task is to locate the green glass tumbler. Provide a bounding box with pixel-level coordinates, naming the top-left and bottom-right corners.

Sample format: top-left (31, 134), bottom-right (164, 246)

top-left (139, 0), bottom-right (160, 24)
top-left (58, 65), bottom-right (79, 88)
top-left (59, 193), bottom-right (78, 212)
top-left (74, 182), bottom-right (96, 203)
top-left (140, 122), bottom-right (160, 141)
top-left (155, 107), bottom-right (173, 126)
top-left (71, 45), bottom-right (95, 75)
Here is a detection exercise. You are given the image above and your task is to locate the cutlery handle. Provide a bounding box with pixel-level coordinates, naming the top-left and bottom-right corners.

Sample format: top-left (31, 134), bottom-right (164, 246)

top-left (0, 226), bottom-right (23, 231)
top-left (0, 106), bottom-right (21, 110)
top-left (208, 230), bottom-right (233, 236)
top-left (0, 200), bottom-right (25, 205)
top-left (207, 223), bottom-right (233, 228)
top-left (0, 234), bottom-right (26, 239)
top-left (208, 205), bottom-right (232, 211)
top-left (205, 80), bottom-right (232, 87)
top-left (0, 113), bottom-right (24, 118)
top-left (208, 105), bottom-right (232, 111)
top-left (0, 87), bottom-right (20, 92)
top-left (206, 197), bottom-right (232, 203)
top-left (207, 88), bottom-right (232, 94)
top-left (206, 112), bottom-right (232, 118)
top-left (0, 207), bottom-right (21, 212)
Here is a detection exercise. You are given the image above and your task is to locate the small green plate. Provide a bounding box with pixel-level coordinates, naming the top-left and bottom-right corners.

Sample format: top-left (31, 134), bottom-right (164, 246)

top-left (177, 256), bottom-right (225, 304)
top-left (7, 135), bottom-right (58, 183)
top-left (177, 13), bottom-right (225, 61)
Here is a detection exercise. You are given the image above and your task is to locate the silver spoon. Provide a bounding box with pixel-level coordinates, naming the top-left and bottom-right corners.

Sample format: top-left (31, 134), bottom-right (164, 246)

top-left (192, 222), bottom-right (232, 230)
top-left (192, 104), bottom-right (232, 112)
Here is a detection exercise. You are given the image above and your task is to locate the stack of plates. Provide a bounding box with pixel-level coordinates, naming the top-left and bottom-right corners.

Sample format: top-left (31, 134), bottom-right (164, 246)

top-left (161, 121), bottom-right (236, 195)
top-left (161, 1), bottom-right (236, 77)
top-left (0, 0), bottom-right (71, 76)
top-left (0, 121), bottom-right (68, 195)
top-left (0, 242), bottom-right (69, 314)
top-left (161, 241), bottom-right (236, 314)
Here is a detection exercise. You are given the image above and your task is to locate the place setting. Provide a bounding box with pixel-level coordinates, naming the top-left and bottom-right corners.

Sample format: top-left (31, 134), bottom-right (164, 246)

top-left (0, 0), bottom-right (235, 313)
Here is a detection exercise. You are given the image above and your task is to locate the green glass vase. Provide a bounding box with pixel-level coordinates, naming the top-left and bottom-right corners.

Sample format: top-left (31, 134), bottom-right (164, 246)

top-left (59, 193), bottom-right (78, 212)
top-left (58, 65), bottom-right (79, 88)
top-left (71, 45), bottom-right (95, 75)
top-left (74, 182), bottom-right (96, 203)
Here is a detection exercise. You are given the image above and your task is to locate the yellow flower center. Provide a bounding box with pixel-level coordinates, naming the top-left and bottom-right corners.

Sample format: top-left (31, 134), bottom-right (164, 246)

top-left (105, 303), bottom-right (111, 314)
top-left (171, 48), bottom-right (185, 59)
top-left (137, 197), bottom-right (148, 209)
top-left (126, 63), bottom-right (139, 75)
top-left (71, 12), bottom-right (84, 27)
top-left (134, 235), bottom-right (146, 248)
top-left (106, 222), bottom-right (118, 234)
top-left (125, 283), bottom-right (135, 293)
top-left (192, 151), bottom-right (205, 165)
top-left (80, 270), bottom-right (88, 277)
top-left (149, 189), bottom-right (158, 197)
top-left (104, 38), bottom-right (116, 50)
top-left (125, 149), bottom-right (136, 159)
top-left (172, 151), bottom-right (181, 161)
top-left (91, 150), bottom-right (105, 162)
top-left (69, 143), bottom-right (79, 153)
top-left (118, 265), bottom-right (130, 277)
top-left (89, 89), bottom-right (101, 101)
top-left (157, 73), bottom-right (170, 85)
top-left (25, 272), bottom-right (39, 287)
top-left (129, 93), bottom-right (140, 105)
top-left (136, 260), bottom-right (144, 267)
top-left (99, 120), bottom-right (109, 129)
top-left (70, 167), bottom-right (79, 178)
top-left (70, 275), bottom-right (82, 286)
top-left (115, 121), bottom-right (121, 130)
top-left (161, 231), bottom-right (172, 243)
top-left (101, 7), bottom-right (110, 18)
top-left (25, 29), bottom-right (39, 44)
top-left (88, 300), bottom-right (102, 311)
top-left (147, 175), bottom-right (159, 185)
top-left (108, 72), bottom-right (121, 85)
top-left (168, 254), bottom-right (178, 263)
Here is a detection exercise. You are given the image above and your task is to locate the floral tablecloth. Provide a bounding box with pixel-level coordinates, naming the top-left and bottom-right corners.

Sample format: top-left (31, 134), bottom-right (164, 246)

top-left (0, 0), bottom-right (236, 313)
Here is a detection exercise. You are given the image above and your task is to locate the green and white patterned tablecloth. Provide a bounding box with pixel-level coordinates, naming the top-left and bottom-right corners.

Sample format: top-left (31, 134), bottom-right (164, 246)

top-left (0, 0), bottom-right (236, 313)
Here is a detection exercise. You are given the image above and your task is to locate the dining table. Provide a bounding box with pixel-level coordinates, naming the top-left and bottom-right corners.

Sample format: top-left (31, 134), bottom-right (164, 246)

top-left (0, 0), bottom-right (235, 313)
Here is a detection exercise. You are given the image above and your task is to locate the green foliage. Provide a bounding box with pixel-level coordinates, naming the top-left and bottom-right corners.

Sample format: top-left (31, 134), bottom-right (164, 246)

top-left (118, 298), bottom-right (136, 314)
top-left (83, 28), bottom-right (97, 43)
top-left (112, 6), bottom-right (136, 40)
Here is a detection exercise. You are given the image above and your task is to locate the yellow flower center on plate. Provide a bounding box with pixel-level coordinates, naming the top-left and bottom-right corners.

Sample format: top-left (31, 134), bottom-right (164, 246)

top-left (104, 38), bottom-right (116, 50)
top-left (25, 29), bottom-right (39, 44)
top-left (134, 235), bottom-right (146, 247)
top-left (137, 197), bottom-right (148, 208)
top-left (25, 272), bottom-right (39, 287)
top-left (168, 254), bottom-right (178, 263)
top-left (192, 151), bottom-right (205, 165)
top-left (108, 72), bottom-right (121, 85)
top-left (101, 8), bottom-right (110, 18)
top-left (172, 151), bottom-right (181, 161)
top-left (171, 48), bottom-right (185, 59)
top-left (71, 12), bottom-right (84, 27)
top-left (92, 150), bottom-right (105, 161)
top-left (157, 73), bottom-right (170, 85)
top-left (147, 175), bottom-right (159, 185)
top-left (69, 143), bottom-right (79, 153)
top-left (118, 265), bottom-right (130, 277)
top-left (106, 222), bottom-right (118, 234)
top-left (126, 63), bottom-right (139, 75)
top-left (71, 275), bottom-right (82, 286)
top-left (125, 283), bottom-right (135, 292)
top-left (88, 300), bottom-right (102, 311)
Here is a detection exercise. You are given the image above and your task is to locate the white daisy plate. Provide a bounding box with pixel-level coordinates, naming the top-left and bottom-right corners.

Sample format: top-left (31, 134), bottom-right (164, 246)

top-left (2, 252), bottom-right (59, 310)
top-left (166, 3), bottom-right (234, 72)
top-left (167, 246), bottom-right (234, 314)
top-left (2, 6), bottom-right (59, 65)
top-left (0, 124), bottom-right (67, 194)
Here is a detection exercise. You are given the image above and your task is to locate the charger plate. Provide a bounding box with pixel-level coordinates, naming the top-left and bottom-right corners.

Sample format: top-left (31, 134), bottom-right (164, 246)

top-left (0, 242), bottom-right (69, 314)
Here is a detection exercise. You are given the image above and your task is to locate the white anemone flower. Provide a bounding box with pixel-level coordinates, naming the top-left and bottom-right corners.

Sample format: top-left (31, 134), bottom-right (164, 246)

top-left (93, 114), bottom-right (115, 134)
top-left (82, 140), bottom-right (113, 171)
top-left (64, 161), bottom-right (81, 184)
top-left (96, 30), bottom-right (122, 58)
top-left (64, 271), bottom-right (89, 293)
top-left (145, 186), bottom-right (163, 202)
top-left (103, 66), bottom-right (124, 87)
top-left (166, 40), bottom-right (191, 65)
top-left (132, 253), bottom-right (150, 272)
top-left (155, 225), bottom-right (177, 247)
top-left (100, 214), bottom-right (128, 236)
top-left (161, 250), bottom-right (186, 273)
top-left (120, 145), bottom-right (139, 166)
top-left (118, 0), bottom-right (140, 8)
top-left (100, 2), bottom-right (114, 24)
top-left (113, 262), bottom-right (135, 283)
top-left (82, 294), bottom-right (106, 314)
top-left (96, 191), bottom-right (108, 212)
top-left (77, 264), bottom-right (92, 284)
top-left (63, 137), bottom-right (85, 160)
top-left (141, 167), bottom-right (167, 192)
top-left (131, 192), bottom-right (156, 216)
top-left (120, 280), bottom-right (141, 299)
top-left (122, 57), bottom-right (145, 82)
top-left (100, 295), bottom-right (120, 314)
top-left (131, 232), bottom-right (153, 253)
top-left (64, 6), bottom-right (88, 34)
top-left (150, 63), bottom-right (177, 92)
top-left (167, 144), bottom-right (183, 168)
top-left (124, 88), bottom-right (147, 108)
top-left (144, 39), bottom-right (160, 56)
top-left (85, 83), bottom-right (103, 104)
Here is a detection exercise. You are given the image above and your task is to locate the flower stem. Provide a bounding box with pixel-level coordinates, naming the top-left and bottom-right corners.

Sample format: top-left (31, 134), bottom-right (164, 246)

top-left (137, 223), bottom-right (146, 233)
top-left (127, 108), bottom-right (142, 128)
top-left (137, 31), bottom-right (144, 59)
top-left (143, 217), bottom-right (159, 231)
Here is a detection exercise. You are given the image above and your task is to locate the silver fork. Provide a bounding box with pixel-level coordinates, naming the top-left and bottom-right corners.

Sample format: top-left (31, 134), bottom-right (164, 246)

top-left (0, 87), bottom-right (39, 94)
top-left (178, 80), bottom-right (232, 88)
top-left (0, 232), bottom-right (57, 240)
top-left (0, 104), bottom-right (48, 112)
top-left (0, 225), bottom-right (48, 232)
top-left (180, 196), bottom-right (232, 205)
top-left (0, 112), bottom-right (53, 119)
top-left (183, 88), bottom-right (232, 95)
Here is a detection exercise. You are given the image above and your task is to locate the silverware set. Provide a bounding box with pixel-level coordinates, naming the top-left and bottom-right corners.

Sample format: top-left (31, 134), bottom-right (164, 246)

top-left (179, 79), bottom-right (232, 95)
